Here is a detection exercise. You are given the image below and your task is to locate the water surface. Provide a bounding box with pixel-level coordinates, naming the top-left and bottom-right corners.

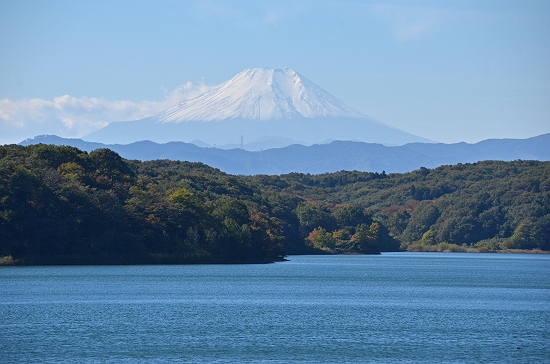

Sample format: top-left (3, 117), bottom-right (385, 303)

top-left (1, 253), bottom-right (549, 363)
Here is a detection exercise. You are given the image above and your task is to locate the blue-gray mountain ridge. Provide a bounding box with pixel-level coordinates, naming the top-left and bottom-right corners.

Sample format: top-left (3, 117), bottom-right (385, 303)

top-left (19, 133), bottom-right (550, 175)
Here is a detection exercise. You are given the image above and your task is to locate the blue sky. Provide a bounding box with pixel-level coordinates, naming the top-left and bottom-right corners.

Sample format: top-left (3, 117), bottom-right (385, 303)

top-left (1, 0), bottom-right (549, 145)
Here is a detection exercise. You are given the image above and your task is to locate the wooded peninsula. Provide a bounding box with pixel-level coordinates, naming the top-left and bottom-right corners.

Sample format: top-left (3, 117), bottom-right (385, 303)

top-left (1, 144), bottom-right (548, 265)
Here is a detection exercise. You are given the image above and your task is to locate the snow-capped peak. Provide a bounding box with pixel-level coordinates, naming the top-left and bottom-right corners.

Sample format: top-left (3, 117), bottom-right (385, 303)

top-left (154, 68), bottom-right (367, 122)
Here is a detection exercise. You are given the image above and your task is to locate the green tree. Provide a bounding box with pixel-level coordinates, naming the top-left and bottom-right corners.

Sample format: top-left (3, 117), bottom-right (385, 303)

top-left (351, 223), bottom-right (380, 254)
top-left (333, 205), bottom-right (370, 228)
top-left (307, 227), bottom-right (336, 251)
top-left (402, 203), bottom-right (440, 243)
top-left (295, 203), bottom-right (335, 236)
top-left (503, 220), bottom-right (537, 250)
top-left (420, 230), bottom-right (436, 246)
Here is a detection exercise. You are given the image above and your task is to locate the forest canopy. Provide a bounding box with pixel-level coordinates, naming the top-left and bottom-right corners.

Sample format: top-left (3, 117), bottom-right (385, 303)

top-left (1, 144), bottom-right (548, 265)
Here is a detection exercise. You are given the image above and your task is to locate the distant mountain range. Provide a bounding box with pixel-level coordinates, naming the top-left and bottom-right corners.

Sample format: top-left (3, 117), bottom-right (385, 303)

top-left (19, 134), bottom-right (550, 175)
top-left (85, 68), bottom-right (431, 147)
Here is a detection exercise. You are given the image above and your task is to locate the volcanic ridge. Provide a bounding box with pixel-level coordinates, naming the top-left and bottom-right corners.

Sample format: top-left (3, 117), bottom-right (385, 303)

top-left (85, 68), bottom-right (430, 148)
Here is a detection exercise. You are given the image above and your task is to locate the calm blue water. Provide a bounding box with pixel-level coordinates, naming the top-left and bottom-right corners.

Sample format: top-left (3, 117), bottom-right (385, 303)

top-left (1, 253), bottom-right (549, 363)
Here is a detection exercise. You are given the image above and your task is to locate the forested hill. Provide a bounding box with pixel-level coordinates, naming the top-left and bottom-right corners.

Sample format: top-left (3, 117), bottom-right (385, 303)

top-left (1, 145), bottom-right (549, 265)
top-left (246, 161), bottom-right (550, 252)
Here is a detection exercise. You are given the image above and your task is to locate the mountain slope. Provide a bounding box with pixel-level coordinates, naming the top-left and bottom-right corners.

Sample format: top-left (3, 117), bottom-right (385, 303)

top-left (85, 68), bottom-right (430, 147)
top-left (20, 133), bottom-right (550, 175)
top-left (156, 68), bottom-right (366, 122)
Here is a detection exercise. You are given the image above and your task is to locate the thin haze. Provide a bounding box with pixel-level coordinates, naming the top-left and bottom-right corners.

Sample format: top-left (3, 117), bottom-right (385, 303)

top-left (1, 0), bottom-right (549, 145)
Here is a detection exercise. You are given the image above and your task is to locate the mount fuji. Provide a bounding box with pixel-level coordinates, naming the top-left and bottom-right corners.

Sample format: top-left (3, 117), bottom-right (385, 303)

top-left (85, 68), bottom-right (431, 148)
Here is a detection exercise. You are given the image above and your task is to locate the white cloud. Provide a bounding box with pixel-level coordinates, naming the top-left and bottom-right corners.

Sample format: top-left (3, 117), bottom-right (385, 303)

top-left (370, 4), bottom-right (444, 41)
top-left (394, 20), bottom-right (430, 41)
top-left (263, 5), bottom-right (302, 25)
top-left (194, 1), bottom-right (302, 29)
top-left (0, 82), bottom-right (211, 145)
top-left (195, 1), bottom-right (241, 20)
top-left (263, 9), bottom-right (283, 25)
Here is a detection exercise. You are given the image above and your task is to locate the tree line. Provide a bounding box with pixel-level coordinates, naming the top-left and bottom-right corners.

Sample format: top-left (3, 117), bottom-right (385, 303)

top-left (0, 144), bottom-right (548, 264)
top-left (246, 162), bottom-right (550, 252)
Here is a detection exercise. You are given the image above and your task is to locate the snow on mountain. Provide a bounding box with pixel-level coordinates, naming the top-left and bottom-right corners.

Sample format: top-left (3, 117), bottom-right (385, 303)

top-left (85, 68), bottom-right (433, 147)
top-left (154, 68), bottom-right (367, 122)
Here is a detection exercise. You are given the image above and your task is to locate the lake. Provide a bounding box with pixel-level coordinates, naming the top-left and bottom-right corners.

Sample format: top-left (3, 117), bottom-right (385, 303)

top-left (1, 253), bottom-right (549, 363)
